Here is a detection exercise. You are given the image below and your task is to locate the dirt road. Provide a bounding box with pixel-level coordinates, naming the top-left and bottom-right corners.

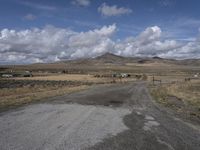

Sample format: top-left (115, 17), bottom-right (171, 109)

top-left (0, 82), bottom-right (200, 150)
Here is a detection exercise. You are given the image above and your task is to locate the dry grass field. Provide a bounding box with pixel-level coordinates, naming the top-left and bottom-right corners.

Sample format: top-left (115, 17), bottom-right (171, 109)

top-left (0, 79), bottom-right (92, 111)
top-left (17, 74), bottom-right (137, 83)
top-left (0, 74), bottom-right (136, 110)
top-left (150, 79), bottom-right (200, 123)
top-left (14, 74), bottom-right (113, 83)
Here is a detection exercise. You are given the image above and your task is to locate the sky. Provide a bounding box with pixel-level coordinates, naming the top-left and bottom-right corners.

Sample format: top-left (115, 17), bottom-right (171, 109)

top-left (0, 0), bottom-right (200, 64)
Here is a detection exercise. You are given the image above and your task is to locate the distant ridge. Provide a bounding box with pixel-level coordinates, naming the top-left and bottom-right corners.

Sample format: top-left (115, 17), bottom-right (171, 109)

top-left (94, 52), bottom-right (131, 64)
top-left (95, 52), bottom-right (124, 60)
top-left (57, 52), bottom-right (200, 66)
top-left (152, 56), bottom-right (163, 60)
top-left (3, 52), bottom-right (200, 68)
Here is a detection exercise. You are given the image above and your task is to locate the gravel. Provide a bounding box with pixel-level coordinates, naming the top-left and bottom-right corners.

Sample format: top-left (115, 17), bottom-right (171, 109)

top-left (0, 103), bottom-right (130, 150)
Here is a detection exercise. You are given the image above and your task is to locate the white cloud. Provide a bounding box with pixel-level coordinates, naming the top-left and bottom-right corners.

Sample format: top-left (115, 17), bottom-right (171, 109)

top-left (113, 26), bottom-right (199, 59)
top-left (136, 26), bottom-right (161, 45)
top-left (0, 24), bottom-right (116, 64)
top-left (24, 14), bottom-right (37, 20)
top-left (1, 24), bottom-right (200, 64)
top-left (98, 3), bottom-right (132, 17)
top-left (161, 40), bottom-right (200, 59)
top-left (72, 0), bottom-right (90, 7)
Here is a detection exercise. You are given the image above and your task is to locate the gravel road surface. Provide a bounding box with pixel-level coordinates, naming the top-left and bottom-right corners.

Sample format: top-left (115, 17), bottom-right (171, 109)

top-left (0, 82), bottom-right (200, 150)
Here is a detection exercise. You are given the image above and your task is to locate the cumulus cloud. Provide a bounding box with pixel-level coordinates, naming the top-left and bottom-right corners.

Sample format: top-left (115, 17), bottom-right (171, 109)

top-left (0, 24), bottom-right (116, 64)
top-left (159, 39), bottom-right (200, 59)
top-left (0, 24), bottom-right (200, 64)
top-left (114, 26), bottom-right (181, 57)
top-left (117, 26), bottom-right (200, 59)
top-left (72, 0), bottom-right (91, 7)
top-left (98, 3), bottom-right (132, 17)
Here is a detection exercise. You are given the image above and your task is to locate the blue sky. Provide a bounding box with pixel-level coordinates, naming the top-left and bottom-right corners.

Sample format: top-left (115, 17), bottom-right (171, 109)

top-left (0, 0), bottom-right (200, 64)
top-left (1, 0), bottom-right (200, 39)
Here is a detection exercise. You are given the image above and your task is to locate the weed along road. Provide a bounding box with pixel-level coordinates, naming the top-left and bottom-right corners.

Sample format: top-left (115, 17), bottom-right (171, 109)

top-left (0, 82), bottom-right (200, 150)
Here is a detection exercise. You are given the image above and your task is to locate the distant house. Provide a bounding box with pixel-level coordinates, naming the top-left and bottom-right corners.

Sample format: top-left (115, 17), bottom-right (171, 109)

top-left (121, 73), bottom-right (130, 78)
top-left (112, 73), bottom-right (130, 78)
top-left (22, 71), bottom-right (33, 77)
top-left (2, 74), bottom-right (13, 78)
top-left (112, 73), bottom-right (121, 78)
top-left (194, 73), bottom-right (199, 78)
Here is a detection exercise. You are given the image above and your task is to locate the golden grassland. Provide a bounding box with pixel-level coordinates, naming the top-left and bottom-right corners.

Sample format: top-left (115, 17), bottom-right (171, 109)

top-left (0, 74), bottom-right (136, 110)
top-left (125, 62), bottom-right (175, 67)
top-left (14, 74), bottom-right (111, 83)
top-left (13, 74), bottom-right (137, 83)
top-left (0, 82), bottom-right (89, 110)
top-left (150, 79), bottom-right (200, 120)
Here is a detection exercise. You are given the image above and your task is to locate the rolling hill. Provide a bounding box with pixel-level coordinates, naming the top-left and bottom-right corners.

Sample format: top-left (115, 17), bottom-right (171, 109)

top-left (1, 52), bottom-right (200, 74)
